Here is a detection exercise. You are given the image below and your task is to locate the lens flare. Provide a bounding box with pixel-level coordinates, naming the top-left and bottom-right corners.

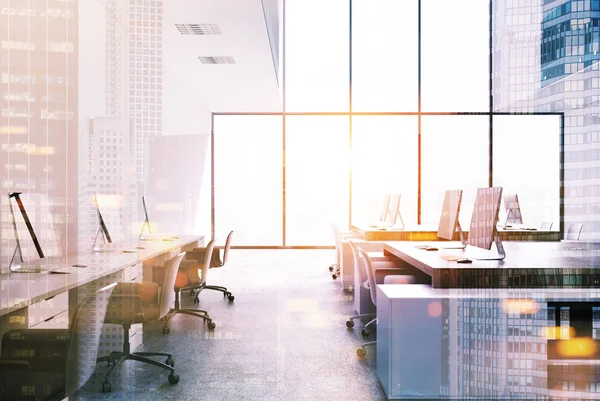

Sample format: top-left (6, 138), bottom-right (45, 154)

top-left (555, 337), bottom-right (597, 358)
top-left (501, 299), bottom-right (539, 315)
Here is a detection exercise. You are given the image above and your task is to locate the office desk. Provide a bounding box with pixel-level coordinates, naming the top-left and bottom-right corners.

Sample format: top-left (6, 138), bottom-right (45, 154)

top-left (383, 241), bottom-right (600, 288)
top-left (376, 284), bottom-right (600, 400)
top-left (0, 235), bottom-right (202, 331)
top-left (353, 224), bottom-right (562, 242)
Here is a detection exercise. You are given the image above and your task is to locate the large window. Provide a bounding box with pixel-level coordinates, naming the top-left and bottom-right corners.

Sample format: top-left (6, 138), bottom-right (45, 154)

top-left (493, 115), bottom-right (561, 229)
top-left (214, 116), bottom-right (283, 246)
top-left (421, 116), bottom-right (489, 229)
top-left (285, 117), bottom-right (349, 245)
top-left (211, 0), bottom-right (563, 247)
top-left (351, 117), bottom-right (418, 226)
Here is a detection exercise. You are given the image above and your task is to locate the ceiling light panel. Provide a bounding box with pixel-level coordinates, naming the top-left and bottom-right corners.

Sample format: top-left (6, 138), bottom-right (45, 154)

top-left (175, 24), bottom-right (221, 35)
top-left (198, 56), bottom-right (236, 64)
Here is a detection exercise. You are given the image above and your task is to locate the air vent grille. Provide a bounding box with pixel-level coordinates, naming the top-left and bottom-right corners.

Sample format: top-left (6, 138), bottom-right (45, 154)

top-left (175, 24), bottom-right (221, 35)
top-left (198, 56), bottom-right (236, 64)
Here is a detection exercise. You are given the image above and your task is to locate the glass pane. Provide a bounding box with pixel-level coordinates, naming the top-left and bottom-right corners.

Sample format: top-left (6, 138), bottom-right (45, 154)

top-left (421, 116), bottom-right (489, 229)
top-left (1, 0), bottom-right (79, 264)
top-left (285, 0), bottom-right (349, 112)
top-left (493, 115), bottom-right (560, 230)
top-left (286, 116), bottom-right (349, 245)
top-left (214, 116), bottom-right (283, 246)
top-left (352, 0), bottom-right (418, 111)
top-left (351, 116), bottom-right (418, 226)
top-left (422, 0), bottom-right (489, 111)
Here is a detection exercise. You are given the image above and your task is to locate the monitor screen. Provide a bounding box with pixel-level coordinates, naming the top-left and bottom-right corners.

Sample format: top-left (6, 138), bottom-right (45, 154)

top-left (468, 187), bottom-right (503, 250)
top-left (386, 194), bottom-right (401, 225)
top-left (140, 195), bottom-right (152, 236)
top-left (379, 194), bottom-right (391, 222)
top-left (8, 193), bottom-right (61, 261)
top-left (437, 189), bottom-right (463, 241)
top-left (503, 193), bottom-right (523, 224)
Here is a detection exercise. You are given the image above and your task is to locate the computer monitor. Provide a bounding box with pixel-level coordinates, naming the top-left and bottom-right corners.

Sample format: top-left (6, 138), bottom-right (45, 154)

top-left (385, 193), bottom-right (405, 229)
top-left (379, 194), bottom-right (391, 223)
top-left (92, 194), bottom-right (113, 251)
top-left (139, 195), bottom-right (152, 238)
top-left (7, 192), bottom-right (45, 272)
top-left (437, 189), bottom-right (465, 244)
top-left (467, 187), bottom-right (506, 259)
top-left (138, 197), bottom-right (178, 241)
top-left (503, 193), bottom-right (523, 226)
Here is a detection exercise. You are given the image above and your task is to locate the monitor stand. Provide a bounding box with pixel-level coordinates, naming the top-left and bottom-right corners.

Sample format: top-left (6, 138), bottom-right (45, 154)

top-left (439, 222), bottom-right (467, 249)
top-left (473, 226), bottom-right (506, 261)
top-left (390, 210), bottom-right (405, 230)
top-left (91, 226), bottom-right (111, 252)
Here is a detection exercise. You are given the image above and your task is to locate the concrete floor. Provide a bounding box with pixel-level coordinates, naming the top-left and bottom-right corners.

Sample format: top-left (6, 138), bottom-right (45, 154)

top-left (75, 249), bottom-right (387, 400)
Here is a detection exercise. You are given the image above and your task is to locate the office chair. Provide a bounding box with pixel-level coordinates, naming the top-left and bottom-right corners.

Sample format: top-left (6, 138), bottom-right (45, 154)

top-left (162, 239), bottom-right (218, 333)
top-left (346, 240), bottom-right (410, 334)
top-left (187, 231), bottom-right (235, 302)
top-left (541, 221), bottom-right (553, 230)
top-left (330, 223), bottom-right (362, 280)
top-left (356, 247), bottom-right (414, 358)
top-left (0, 282), bottom-right (116, 401)
top-left (97, 253), bottom-right (185, 392)
top-left (565, 223), bottom-right (584, 241)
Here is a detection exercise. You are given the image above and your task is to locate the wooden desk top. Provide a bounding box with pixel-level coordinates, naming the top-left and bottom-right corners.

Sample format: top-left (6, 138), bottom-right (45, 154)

top-left (378, 283), bottom-right (600, 300)
top-left (0, 235), bottom-right (202, 317)
top-left (383, 241), bottom-right (600, 289)
top-left (353, 224), bottom-right (561, 242)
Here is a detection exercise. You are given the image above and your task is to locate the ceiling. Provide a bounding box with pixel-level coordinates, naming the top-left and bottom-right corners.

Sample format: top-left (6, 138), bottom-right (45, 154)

top-left (163, 0), bottom-right (282, 113)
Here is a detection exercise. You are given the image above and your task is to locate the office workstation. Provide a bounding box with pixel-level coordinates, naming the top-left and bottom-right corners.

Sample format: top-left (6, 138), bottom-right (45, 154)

top-left (2, 0), bottom-right (600, 400)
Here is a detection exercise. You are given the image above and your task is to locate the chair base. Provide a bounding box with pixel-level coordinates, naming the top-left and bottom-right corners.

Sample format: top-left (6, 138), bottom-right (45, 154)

top-left (96, 329), bottom-right (179, 393)
top-left (357, 340), bottom-right (376, 357)
top-left (345, 312), bottom-right (376, 329)
top-left (188, 284), bottom-right (235, 302)
top-left (163, 308), bottom-right (216, 332)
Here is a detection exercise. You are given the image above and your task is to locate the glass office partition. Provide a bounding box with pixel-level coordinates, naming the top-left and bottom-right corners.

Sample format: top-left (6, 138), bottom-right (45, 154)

top-left (351, 0), bottom-right (418, 112)
top-left (351, 116), bottom-right (418, 226)
top-left (214, 116), bottom-right (283, 246)
top-left (284, 0), bottom-right (349, 112)
top-left (421, 0), bottom-right (489, 111)
top-left (421, 116), bottom-right (489, 229)
top-left (285, 116), bottom-right (349, 245)
top-left (493, 115), bottom-right (561, 230)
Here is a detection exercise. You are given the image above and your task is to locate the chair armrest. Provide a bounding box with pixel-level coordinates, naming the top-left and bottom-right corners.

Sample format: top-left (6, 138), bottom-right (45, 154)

top-left (0, 360), bottom-right (32, 371)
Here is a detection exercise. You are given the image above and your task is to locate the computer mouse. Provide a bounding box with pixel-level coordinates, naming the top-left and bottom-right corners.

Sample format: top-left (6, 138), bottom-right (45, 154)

top-left (457, 258), bottom-right (472, 264)
top-left (425, 247), bottom-right (438, 251)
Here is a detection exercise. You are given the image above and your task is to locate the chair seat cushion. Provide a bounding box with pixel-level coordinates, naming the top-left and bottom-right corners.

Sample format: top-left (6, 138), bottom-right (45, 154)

top-left (384, 275), bottom-right (416, 285)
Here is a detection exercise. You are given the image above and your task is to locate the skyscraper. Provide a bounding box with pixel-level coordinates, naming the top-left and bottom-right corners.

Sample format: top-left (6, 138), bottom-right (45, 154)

top-left (493, 0), bottom-right (600, 240)
top-left (0, 1), bottom-right (79, 264)
top-left (106, 0), bottom-right (163, 183)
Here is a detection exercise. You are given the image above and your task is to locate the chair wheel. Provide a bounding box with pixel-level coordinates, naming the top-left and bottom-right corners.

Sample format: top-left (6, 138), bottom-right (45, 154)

top-left (329, 265), bottom-right (334, 272)
top-left (357, 348), bottom-right (367, 357)
top-left (163, 326), bottom-right (170, 334)
top-left (193, 297), bottom-right (199, 304)
top-left (346, 320), bottom-right (355, 328)
top-left (102, 381), bottom-right (111, 393)
top-left (168, 373), bottom-right (180, 384)
top-left (189, 289), bottom-right (195, 296)
top-left (227, 294), bottom-right (235, 302)
top-left (207, 321), bottom-right (216, 330)
top-left (361, 328), bottom-right (370, 337)
top-left (332, 274), bottom-right (337, 280)
top-left (165, 357), bottom-right (174, 367)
